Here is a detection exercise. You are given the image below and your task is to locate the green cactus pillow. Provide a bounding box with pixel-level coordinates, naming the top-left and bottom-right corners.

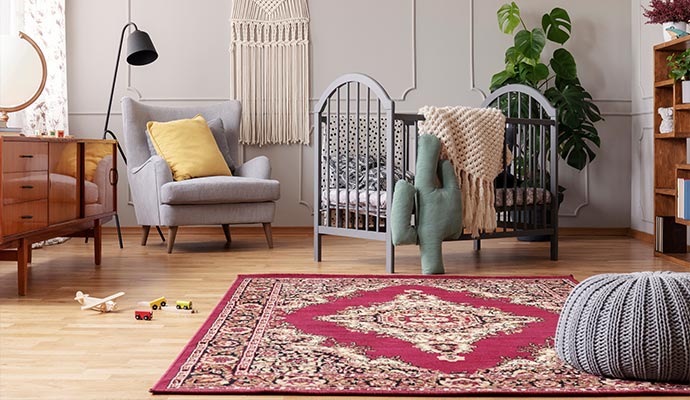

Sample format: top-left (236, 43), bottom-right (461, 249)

top-left (391, 135), bottom-right (463, 274)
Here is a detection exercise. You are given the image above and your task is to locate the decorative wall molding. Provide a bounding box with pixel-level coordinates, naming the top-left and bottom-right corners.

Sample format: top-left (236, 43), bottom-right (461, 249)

top-left (637, 126), bottom-right (654, 224)
top-left (559, 165), bottom-right (590, 217)
top-left (637, 0), bottom-right (653, 101)
top-left (397, 0), bottom-right (417, 101)
top-left (308, 0), bottom-right (417, 103)
top-left (468, 0), bottom-right (486, 100)
top-left (298, 145), bottom-right (313, 213)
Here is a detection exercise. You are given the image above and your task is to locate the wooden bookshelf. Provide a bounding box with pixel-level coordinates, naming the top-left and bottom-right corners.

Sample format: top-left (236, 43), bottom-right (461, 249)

top-left (653, 36), bottom-right (690, 262)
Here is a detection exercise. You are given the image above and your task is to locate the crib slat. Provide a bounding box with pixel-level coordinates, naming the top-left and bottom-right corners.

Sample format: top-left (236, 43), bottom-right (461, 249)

top-left (385, 93), bottom-right (396, 274)
top-left (376, 99), bottom-right (382, 231)
top-left (345, 82), bottom-right (351, 229)
top-left (366, 88), bottom-right (371, 232)
top-left (529, 98), bottom-right (536, 230)
top-left (355, 82), bottom-right (361, 230)
top-left (541, 122), bottom-right (547, 228)
top-left (336, 86), bottom-right (341, 228)
top-left (326, 97), bottom-right (331, 228)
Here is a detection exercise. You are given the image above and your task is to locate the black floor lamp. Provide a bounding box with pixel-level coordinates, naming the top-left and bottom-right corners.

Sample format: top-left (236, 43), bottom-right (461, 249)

top-left (103, 22), bottom-right (160, 248)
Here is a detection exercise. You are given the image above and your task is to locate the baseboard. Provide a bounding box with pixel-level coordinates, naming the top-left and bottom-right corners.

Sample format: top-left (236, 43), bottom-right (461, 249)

top-left (105, 226), bottom-right (639, 237)
top-left (102, 226), bottom-right (313, 235)
top-left (628, 228), bottom-right (654, 245)
top-left (559, 227), bottom-right (630, 236)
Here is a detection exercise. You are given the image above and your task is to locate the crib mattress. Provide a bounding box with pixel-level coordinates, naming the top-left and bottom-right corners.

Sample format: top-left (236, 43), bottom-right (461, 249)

top-left (325, 189), bottom-right (388, 211)
top-left (324, 187), bottom-right (552, 213)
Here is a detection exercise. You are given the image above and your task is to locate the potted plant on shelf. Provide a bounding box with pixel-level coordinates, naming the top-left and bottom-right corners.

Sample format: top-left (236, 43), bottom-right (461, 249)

top-left (642, 0), bottom-right (690, 41)
top-left (668, 48), bottom-right (690, 103)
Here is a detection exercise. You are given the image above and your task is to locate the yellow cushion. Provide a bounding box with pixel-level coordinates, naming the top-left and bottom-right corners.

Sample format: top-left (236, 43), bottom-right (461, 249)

top-left (147, 115), bottom-right (232, 181)
top-left (55, 143), bottom-right (112, 181)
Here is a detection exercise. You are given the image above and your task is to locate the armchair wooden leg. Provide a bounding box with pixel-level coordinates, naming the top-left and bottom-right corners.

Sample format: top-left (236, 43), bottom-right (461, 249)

top-left (221, 224), bottom-right (232, 244)
top-left (167, 226), bottom-right (178, 254)
top-left (262, 223), bottom-right (274, 249)
top-left (141, 225), bottom-right (151, 246)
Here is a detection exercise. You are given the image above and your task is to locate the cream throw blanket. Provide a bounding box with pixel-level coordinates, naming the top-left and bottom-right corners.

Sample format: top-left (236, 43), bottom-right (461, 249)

top-left (419, 106), bottom-right (508, 237)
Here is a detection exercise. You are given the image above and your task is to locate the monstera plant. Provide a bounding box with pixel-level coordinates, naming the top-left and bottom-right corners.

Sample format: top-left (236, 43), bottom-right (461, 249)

top-left (490, 2), bottom-right (603, 171)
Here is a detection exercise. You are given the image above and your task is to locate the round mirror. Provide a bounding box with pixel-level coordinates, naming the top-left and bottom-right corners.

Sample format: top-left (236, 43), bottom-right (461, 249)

top-left (0, 31), bottom-right (47, 128)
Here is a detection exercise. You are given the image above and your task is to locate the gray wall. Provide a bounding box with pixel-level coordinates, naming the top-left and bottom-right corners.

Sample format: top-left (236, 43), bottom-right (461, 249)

top-left (66, 0), bottom-right (632, 228)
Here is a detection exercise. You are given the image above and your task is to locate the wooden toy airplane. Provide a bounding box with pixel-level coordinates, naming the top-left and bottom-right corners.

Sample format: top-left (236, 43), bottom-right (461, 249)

top-left (74, 290), bottom-right (125, 312)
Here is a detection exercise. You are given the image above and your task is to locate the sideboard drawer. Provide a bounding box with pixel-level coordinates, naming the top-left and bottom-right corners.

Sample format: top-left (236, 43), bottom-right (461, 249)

top-left (2, 171), bottom-right (49, 205)
top-left (2, 142), bottom-right (48, 172)
top-left (2, 199), bottom-right (48, 236)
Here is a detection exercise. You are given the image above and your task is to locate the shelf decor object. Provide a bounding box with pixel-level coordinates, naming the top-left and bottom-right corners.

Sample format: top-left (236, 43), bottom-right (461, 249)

top-left (653, 35), bottom-right (690, 266)
top-left (642, 0), bottom-right (690, 42)
top-left (102, 21), bottom-right (158, 249)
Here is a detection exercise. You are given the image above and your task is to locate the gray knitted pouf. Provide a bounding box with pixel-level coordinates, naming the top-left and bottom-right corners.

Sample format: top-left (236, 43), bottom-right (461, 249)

top-left (555, 271), bottom-right (690, 383)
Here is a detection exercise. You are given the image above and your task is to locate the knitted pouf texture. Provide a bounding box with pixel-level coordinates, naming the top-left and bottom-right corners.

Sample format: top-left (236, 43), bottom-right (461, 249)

top-left (555, 271), bottom-right (690, 383)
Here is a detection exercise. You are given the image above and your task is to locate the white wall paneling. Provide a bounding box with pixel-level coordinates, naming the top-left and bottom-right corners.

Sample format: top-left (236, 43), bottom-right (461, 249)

top-left (630, 0), bottom-right (664, 234)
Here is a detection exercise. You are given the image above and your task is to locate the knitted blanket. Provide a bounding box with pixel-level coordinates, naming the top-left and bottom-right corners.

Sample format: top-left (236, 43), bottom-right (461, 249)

top-left (419, 106), bottom-right (508, 237)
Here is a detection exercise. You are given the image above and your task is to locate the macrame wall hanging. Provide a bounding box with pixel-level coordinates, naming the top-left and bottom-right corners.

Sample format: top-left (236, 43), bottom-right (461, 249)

top-left (231, 0), bottom-right (310, 146)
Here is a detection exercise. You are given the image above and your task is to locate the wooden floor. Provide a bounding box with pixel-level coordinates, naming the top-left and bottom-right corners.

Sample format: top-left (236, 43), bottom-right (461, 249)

top-left (0, 228), bottom-right (688, 400)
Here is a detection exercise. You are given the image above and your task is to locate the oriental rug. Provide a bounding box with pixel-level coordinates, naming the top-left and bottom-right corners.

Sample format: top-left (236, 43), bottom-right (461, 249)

top-left (151, 274), bottom-right (690, 395)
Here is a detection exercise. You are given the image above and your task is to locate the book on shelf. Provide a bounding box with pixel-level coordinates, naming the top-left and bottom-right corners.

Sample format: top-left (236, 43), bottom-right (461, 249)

top-left (678, 178), bottom-right (690, 219)
top-left (656, 215), bottom-right (686, 253)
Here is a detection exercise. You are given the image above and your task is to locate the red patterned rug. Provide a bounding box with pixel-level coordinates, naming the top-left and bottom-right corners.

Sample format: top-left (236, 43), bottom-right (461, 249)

top-left (151, 274), bottom-right (690, 395)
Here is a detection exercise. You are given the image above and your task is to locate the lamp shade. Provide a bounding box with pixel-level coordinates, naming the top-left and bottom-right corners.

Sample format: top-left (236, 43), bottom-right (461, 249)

top-left (126, 29), bottom-right (157, 66)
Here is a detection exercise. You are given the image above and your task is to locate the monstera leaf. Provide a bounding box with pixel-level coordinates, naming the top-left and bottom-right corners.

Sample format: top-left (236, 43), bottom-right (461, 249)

top-left (558, 121), bottom-right (600, 170)
top-left (498, 2), bottom-right (522, 34)
top-left (519, 62), bottom-right (549, 85)
top-left (550, 48), bottom-right (577, 81)
top-left (541, 8), bottom-right (571, 44)
top-left (515, 28), bottom-right (546, 60)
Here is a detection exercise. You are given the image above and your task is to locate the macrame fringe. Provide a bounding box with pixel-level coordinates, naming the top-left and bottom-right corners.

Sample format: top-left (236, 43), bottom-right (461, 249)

top-left (231, 0), bottom-right (310, 146)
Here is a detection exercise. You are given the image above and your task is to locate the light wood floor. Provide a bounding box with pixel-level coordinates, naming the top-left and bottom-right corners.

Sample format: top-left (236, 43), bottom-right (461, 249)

top-left (0, 228), bottom-right (688, 400)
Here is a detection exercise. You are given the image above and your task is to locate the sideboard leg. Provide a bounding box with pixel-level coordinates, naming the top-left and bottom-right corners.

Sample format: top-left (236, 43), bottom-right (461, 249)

top-left (94, 220), bottom-right (102, 265)
top-left (17, 239), bottom-right (29, 296)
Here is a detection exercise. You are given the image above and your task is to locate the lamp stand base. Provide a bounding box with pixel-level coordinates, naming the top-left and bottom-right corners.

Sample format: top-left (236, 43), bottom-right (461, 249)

top-left (0, 111), bottom-right (8, 128)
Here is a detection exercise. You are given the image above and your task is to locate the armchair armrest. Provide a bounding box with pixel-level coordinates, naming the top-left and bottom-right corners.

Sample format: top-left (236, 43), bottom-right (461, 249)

top-left (235, 156), bottom-right (271, 180)
top-left (128, 156), bottom-right (173, 226)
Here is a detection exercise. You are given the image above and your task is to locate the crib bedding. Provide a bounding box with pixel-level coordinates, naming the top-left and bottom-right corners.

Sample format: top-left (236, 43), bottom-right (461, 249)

top-left (324, 186), bottom-right (552, 213)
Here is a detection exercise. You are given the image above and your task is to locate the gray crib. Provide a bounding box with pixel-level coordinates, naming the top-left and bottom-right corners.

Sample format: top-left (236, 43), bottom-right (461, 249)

top-left (313, 73), bottom-right (558, 273)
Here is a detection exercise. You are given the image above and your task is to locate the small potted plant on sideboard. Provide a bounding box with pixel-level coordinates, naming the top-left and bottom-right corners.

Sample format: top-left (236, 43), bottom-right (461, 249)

top-left (668, 48), bottom-right (690, 103)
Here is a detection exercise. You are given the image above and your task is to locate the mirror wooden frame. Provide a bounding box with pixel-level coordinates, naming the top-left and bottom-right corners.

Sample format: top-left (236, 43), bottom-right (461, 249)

top-left (0, 31), bottom-right (47, 128)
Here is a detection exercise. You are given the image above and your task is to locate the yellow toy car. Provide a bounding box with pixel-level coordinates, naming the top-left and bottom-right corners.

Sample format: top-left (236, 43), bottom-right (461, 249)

top-left (176, 300), bottom-right (192, 310)
top-left (149, 297), bottom-right (167, 310)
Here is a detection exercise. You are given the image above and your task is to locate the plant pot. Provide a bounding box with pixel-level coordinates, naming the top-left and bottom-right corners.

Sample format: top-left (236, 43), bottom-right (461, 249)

top-left (683, 80), bottom-right (690, 104)
top-left (663, 22), bottom-right (687, 41)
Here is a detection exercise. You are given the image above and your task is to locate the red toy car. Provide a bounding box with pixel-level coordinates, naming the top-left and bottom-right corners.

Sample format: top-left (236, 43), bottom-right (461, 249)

top-left (134, 310), bottom-right (153, 321)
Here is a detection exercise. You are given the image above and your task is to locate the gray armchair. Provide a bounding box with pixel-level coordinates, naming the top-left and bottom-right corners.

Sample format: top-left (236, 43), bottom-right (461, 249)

top-left (121, 97), bottom-right (280, 253)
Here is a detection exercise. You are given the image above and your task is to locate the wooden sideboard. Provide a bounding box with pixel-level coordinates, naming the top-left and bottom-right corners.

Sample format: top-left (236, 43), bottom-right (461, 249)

top-left (0, 136), bottom-right (117, 295)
